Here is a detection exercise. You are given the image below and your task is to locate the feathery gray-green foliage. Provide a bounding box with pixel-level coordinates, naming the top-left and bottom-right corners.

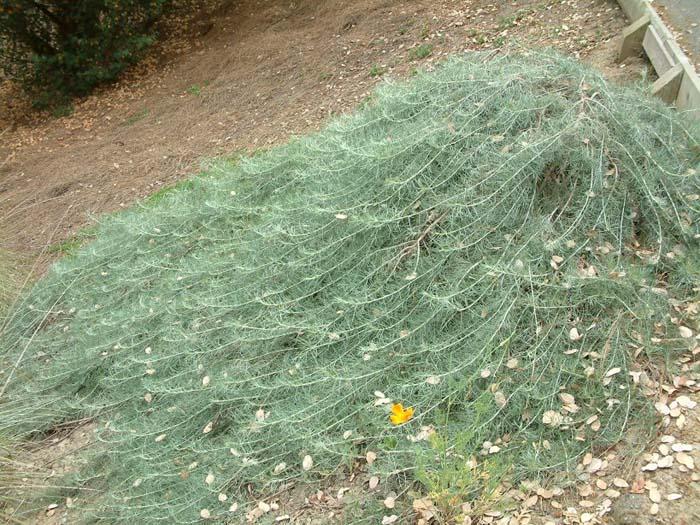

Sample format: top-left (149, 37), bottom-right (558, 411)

top-left (0, 250), bottom-right (14, 318)
top-left (1, 51), bottom-right (699, 523)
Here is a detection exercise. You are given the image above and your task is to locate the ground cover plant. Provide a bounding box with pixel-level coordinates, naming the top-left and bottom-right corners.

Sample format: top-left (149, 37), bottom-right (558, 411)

top-left (0, 51), bottom-right (699, 523)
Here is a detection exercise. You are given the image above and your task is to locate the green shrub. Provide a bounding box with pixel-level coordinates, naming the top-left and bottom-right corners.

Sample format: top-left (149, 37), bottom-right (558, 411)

top-left (369, 64), bottom-right (385, 77)
top-left (0, 0), bottom-right (167, 105)
top-left (410, 43), bottom-right (433, 60)
top-left (0, 53), bottom-right (698, 522)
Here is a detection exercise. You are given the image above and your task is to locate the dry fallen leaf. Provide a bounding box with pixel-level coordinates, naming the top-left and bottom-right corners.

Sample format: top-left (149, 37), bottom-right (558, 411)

top-left (655, 402), bottom-right (671, 416)
top-left (579, 484), bottom-right (593, 497)
top-left (649, 488), bottom-right (661, 504)
top-left (369, 476), bottom-right (380, 490)
top-left (366, 451), bottom-right (377, 465)
top-left (202, 421), bottom-right (213, 434)
top-left (542, 410), bottom-right (563, 427)
top-left (302, 455), bottom-right (313, 471)
top-left (413, 497), bottom-right (435, 517)
top-left (630, 477), bottom-right (646, 494)
top-left (494, 391), bottom-right (507, 408)
top-left (676, 396), bottom-right (697, 409)
top-left (678, 326), bottom-right (693, 338)
top-left (523, 494), bottom-right (539, 507)
top-left (536, 487), bottom-right (553, 499)
top-left (677, 413), bottom-right (687, 430)
top-left (246, 508), bottom-right (264, 521)
top-left (559, 393), bottom-right (575, 405)
top-left (613, 478), bottom-right (629, 488)
top-left (657, 456), bottom-right (673, 468)
top-left (671, 443), bottom-right (693, 453)
top-left (676, 452), bottom-right (695, 469)
top-left (587, 458), bottom-right (603, 473)
top-left (569, 327), bottom-right (582, 341)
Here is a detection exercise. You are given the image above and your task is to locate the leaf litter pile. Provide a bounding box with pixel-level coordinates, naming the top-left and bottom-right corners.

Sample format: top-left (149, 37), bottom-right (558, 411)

top-left (1, 51), bottom-right (699, 523)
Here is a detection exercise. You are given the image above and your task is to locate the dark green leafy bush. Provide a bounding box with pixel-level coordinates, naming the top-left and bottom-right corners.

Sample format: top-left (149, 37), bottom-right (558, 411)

top-left (0, 0), bottom-right (167, 105)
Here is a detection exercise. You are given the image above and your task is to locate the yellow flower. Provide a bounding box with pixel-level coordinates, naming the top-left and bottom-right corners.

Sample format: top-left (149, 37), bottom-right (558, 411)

top-left (389, 403), bottom-right (414, 425)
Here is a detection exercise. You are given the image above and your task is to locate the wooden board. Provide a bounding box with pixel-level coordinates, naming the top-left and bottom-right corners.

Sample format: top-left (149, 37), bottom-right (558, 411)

top-left (652, 64), bottom-right (684, 104)
top-left (616, 0), bottom-right (700, 118)
top-left (643, 25), bottom-right (675, 76)
top-left (619, 15), bottom-right (650, 61)
top-left (677, 63), bottom-right (700, 118)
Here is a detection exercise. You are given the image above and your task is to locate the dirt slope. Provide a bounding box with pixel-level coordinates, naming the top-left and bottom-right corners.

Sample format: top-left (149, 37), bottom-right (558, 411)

top-left (0, 0), bottom-right (635, 261)
top-left (6, 3), bottom-right (700, 525)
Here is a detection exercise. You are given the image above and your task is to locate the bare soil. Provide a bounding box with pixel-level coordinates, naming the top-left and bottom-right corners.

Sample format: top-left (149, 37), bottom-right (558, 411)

top-left (1, 0), bottom-right (639, 262)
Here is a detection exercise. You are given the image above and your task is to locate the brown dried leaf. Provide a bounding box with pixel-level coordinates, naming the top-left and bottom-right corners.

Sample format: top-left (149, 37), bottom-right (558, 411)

top-left (302, 455), bottom-right (314, 471)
